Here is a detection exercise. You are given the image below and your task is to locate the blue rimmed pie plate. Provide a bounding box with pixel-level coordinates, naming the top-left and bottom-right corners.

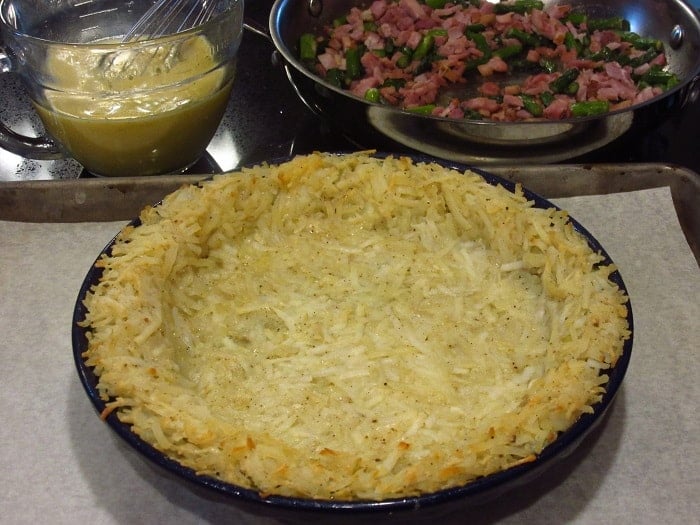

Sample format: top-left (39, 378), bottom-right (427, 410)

top-left (72, 152), bottom-right (633, 523)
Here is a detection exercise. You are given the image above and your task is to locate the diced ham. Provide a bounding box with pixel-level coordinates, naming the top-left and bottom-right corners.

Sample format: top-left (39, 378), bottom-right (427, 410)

top-left (477, 56), bottom-right (508, 76)
top-left (360, 52), bottom-right (388, 82)
top-left (364, 32), bottom-right (384, 51)
top-left (462, 97), bottom-right (501, 113)
top-left (400, 0), bottom-right (426, 19)
top-left (543, 97), bottom-right (571, 119)
top-left (379, 85), bottom-right (400, 104)
top-left (522, 73), bottom-right (558, 95)
top-left (479, 81), bottom-right (501, 97)
top-left (438, 32), bottom-right (473, 58)
top-left (434, 99), bottom-right (465, 119)
top-left (595, 67), bottom-right (638, 101)
top-left (436, 59), bottom-right (467, 82)
top-left (565, 58), bottom-right (604, 70)
top-left (415, 17), bottom-right (440, 31)
top-left (633, 63), bottom-right (651, 76)
top-left (546, 4), bottom-right (572, 19)
top-left (650, 53), bottom-right (667, 67)
top-left (350, 77), bottom-right (380, 98)
top-left (634, 86), bottom-right (662, 104)
top-left (406, 31), bottom-right (423, 49)
top-left (531, 8), bottom-right (566, 41)
top-left (516, 109), bottom-right (535, 119)
top-left (526, 49), bottom-right (540, 62)
top-left (503, 94), bottom-right (524, 108)
top-left (312, 0), bottom-right (676, 122)
top-left (317, 51), bottom-right (344, 71)
top-left (495, 12), bottom-right (514, 25)
top-left (604, 62), bottom-right (634, 84)
top-left (369, 0), bottom-right (387, 19)
top-left (400, 72), bottom-right (445, 106)
top-left (433, 5), bottom-right (461, 19)
top-left (596, 30), bottom-right (619, 46)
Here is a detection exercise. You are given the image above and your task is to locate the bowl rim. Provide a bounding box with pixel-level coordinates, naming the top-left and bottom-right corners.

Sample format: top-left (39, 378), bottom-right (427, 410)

top-left (71, 152), bottom-right (633, 515)
top-left (0, 0), bottom-right (244, 47)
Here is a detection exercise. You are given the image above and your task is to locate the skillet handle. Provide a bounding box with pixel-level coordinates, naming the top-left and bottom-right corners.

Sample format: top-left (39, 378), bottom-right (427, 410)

top-left (241, 14), bottom-right (326, 118)
top-left (281, 63), bottom-right (326, 118)
top-left (687, 74), bottom-right (700, 106)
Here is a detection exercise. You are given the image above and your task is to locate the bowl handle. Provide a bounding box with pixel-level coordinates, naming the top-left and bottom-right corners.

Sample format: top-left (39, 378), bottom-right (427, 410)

top-left (242, 19), bottom-right (272, 43)
top-left (0, 47), bottom-right (66, 160)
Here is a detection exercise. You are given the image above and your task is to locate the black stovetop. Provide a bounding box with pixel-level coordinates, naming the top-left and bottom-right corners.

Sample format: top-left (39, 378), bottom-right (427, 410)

top-left (1, 0), bottom-right (698, 181)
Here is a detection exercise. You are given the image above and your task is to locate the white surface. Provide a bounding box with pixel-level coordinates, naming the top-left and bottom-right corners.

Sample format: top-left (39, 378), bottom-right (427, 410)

top-left (0, 187), bottom-right (698, 524)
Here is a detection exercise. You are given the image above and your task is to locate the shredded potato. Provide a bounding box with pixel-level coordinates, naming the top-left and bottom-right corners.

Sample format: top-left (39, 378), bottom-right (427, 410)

top-left (81, 152), bottom-right (630, 500)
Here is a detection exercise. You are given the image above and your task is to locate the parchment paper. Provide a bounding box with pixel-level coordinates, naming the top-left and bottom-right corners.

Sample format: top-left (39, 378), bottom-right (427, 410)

top-left (0, 186), bottom-right (697, 524)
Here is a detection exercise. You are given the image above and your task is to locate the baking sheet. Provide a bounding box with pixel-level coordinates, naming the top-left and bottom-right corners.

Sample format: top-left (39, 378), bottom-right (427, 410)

top-left (0, 185), bottom-right (698, 524)
top-left (1, 162), bottom-right (698, 265)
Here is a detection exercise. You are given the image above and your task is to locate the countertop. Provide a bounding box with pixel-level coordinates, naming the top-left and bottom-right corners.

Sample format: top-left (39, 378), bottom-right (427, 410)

top-left (1, 1), bottom-right (699, 523)
top-left (2, 0), bottom-right (700, 179)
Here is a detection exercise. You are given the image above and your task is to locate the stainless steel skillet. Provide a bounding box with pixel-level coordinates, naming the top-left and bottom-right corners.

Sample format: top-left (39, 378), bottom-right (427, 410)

top-left (260, 0), bottom-right (700, 163)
